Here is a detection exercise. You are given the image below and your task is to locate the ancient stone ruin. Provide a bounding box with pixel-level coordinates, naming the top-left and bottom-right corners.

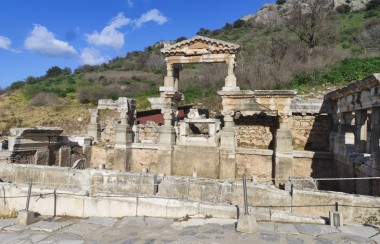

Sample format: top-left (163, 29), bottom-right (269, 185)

top-left (1, 36), bottom-right (379, 199)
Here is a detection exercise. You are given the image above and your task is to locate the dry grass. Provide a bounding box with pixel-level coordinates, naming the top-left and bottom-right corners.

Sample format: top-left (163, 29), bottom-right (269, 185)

top-left (0, 90), bottom-right (91, 136)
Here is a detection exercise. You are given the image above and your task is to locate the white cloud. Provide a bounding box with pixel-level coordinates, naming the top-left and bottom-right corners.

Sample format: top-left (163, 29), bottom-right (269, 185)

top-left (24, 24), bottom-right (78, 57)
top-left (134, 9), bottom-right (168, 28)
top-left (0, 36), bottom-right (21, 53)
top-left (80, 47), bottom-right (108, 65)
top-left (85, 13), bottom-right (131, 49)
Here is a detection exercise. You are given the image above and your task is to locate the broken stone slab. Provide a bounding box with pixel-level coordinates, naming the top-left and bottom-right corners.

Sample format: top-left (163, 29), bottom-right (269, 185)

top-left (29, 220), bottom-right (74, 232)
top-left (289, 177), bottom-right (318, 191)
top-left (144, 217), bottom-right (174, 228)
top-left (81, 217), bottom-right (118, 227)
top-left (271, 210), bottom-right (326, 224)
top-left (274, 223), bottom-right (299, 234)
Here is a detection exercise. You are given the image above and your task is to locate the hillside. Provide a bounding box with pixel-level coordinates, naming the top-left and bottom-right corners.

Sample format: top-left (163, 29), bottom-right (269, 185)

top-left (1, 0), bottom-right (380, 136)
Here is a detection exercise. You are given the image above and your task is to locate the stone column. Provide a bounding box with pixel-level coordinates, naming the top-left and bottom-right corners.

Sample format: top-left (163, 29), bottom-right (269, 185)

top-left (222, 55), bottom-right (240, 92)
top-left (157, 92), bottom-right (182, 175)
top-left (336, 112), bottom-right (354, 156)
top-left (114, 108), bottom-right (134, 171)
top-left (354, 110), bottom-right (368, 153)
top-left (164, 63), bottom-right (175, 89)
top-left (173, 64), bottom-right (182, 91)
top-left (87, 109), bottom-right (101, 142)
top-left (219, 109), bottom-right (237, 179)
top-left (274, 115), bottom-right (294, 188)
top-left (371, 107), bottom-right (380, 170)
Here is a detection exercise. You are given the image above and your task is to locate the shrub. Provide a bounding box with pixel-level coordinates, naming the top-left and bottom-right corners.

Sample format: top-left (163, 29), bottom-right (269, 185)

top-left (276, 0), bottom-right (286, 4)
top-left (366, 0), bottom-right (380, 10)
top-left (336, 4), bottom-right (351, 13)
top-left (30, 92), bottom-right (59, 106)
top-left (7, 81), bottom-right (25, 91)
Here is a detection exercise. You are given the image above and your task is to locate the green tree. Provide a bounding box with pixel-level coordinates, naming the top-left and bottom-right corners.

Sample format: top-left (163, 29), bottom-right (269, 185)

top-left (45, 66), bottom-right (63, 77)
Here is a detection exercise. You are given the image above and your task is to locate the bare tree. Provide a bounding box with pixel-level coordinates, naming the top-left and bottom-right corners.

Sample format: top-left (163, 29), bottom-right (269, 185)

top-left (357, 19), bottom-right (380, 53)
top-left (285, 0), bottom-right (335, 56)
top-left (146, 54), bottom-right (165, 71)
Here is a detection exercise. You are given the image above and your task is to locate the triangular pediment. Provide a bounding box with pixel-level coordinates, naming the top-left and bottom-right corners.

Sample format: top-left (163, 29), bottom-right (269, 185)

top-left (161, 36), bottom-right (240, 56)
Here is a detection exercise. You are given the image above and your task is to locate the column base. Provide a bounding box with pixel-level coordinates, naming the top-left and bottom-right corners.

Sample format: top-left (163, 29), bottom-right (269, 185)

top-left (220, 129), bottom-right (236, 150)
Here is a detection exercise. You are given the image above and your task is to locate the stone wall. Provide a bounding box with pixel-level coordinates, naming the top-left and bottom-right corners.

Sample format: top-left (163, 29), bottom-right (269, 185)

top-left (130, 147), bottom-right (158, 173)
top-left (235, 113), bottom-right (332, 151)
top-left (335, 155), bottom-right (380, 196)
top-left (137, 122), bottom-right (160, 143)
top-left (0, 163), bottom-right (377, 223)
top-left (235, 115), bottom-right (278, 149)
top-left (236, 149), bottom-right (272, 179)
top-left (289, 114), bottom-right (333, 151)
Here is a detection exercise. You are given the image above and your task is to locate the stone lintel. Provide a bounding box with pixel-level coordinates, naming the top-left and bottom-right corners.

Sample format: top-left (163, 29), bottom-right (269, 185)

top-left (217, 90), bottom-right (255, 98)
top-left (253, 90), bottom-right (297, 98)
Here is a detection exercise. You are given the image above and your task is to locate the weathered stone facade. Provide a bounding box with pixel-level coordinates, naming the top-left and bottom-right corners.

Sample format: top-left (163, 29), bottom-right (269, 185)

top-left (289, 114), bottom-right (332, 151)
top-left (136, 122), bottom-right (160, 143)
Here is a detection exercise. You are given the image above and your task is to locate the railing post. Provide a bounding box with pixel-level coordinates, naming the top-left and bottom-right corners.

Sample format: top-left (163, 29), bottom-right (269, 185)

top-left (242, 174), bottom-right (249, 215)
top-left (25, 181), bottom-right (32, 211)
top-left (53, 189), bottom-right (57, 217)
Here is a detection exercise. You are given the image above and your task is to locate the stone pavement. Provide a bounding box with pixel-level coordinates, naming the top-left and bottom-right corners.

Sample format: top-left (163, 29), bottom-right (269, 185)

top-left (0, 216), bottom-right (378, 243)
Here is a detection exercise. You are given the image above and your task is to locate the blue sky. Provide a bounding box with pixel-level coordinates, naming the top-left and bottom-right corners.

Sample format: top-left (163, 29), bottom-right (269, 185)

top-left (0, 0), bottom-right (274, 89)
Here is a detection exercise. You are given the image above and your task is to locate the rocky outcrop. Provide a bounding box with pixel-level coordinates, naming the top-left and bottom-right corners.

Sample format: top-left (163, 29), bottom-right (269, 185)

top-left (242, 0), bottom-right (370, 26)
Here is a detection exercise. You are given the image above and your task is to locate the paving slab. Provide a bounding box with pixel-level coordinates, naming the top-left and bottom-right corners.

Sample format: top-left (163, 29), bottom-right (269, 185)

top-left (3, 224), bottom-right (28, 231)
top-left (82, 217), bottom-right (118, 227)
top-left (338, 225), bottom-right (379, 238)
top-left (144, 217), bottom-right (173, 228)
top-left (0, 218), bottom-right (16, 229)
top-left (171, 218), bottom-right (205, 228)
top-left (295, 223), bottom-right (323, 235)
top-left (58, 241), bottom-right (84, 244)
top-left (275, 223), bottom-right (299, 234)
top-left (258, 222), bottom-right (275, 232)
top-left (30, 233), bottom-right (49, 243)
top-left (0, 233), bottom-right (31, 243)
top-left (198, 223), bottom-right (225, 235)
top-left (260, 231), bottom-right (282, 242)
top-left (370, 233), bottom-right (380, 243)
top-left (118, 216), bottom-right (146, 227)
top-left (29, 220), bottom-right (74, 232)
top-left (61, 223), bottom-right (101, 236)
top-left (317, 232), bottom-right (376, 244)
top-left (319, 225), bottom-right (340, 235)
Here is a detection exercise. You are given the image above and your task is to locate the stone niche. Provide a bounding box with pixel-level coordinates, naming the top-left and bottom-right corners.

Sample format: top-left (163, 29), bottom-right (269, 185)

top-left (177, 109), bottom-right (221, 147)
